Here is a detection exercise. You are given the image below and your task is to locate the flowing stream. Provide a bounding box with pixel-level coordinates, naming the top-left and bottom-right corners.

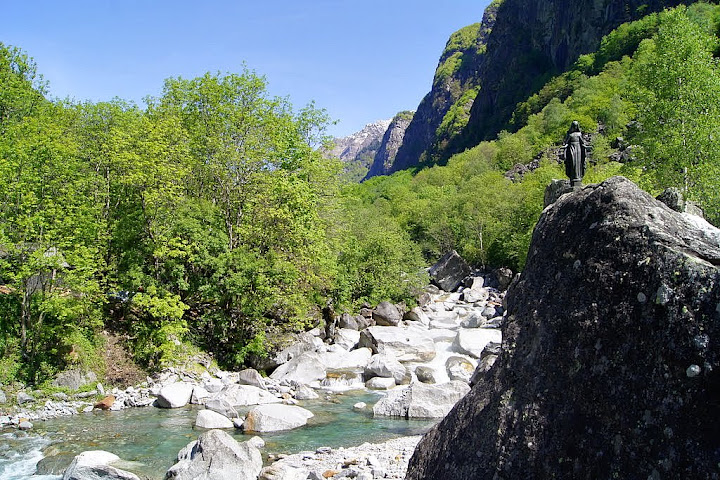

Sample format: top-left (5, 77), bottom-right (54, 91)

top-left (0, 391), bottom-right (435, 480)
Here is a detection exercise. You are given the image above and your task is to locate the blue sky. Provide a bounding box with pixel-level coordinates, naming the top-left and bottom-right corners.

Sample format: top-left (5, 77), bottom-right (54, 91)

top-left (3, 1), bottom-right (489, 138)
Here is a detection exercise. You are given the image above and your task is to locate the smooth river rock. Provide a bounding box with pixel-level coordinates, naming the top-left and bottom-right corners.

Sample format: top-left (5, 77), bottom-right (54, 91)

top-left (212, 384), bottom-right (281, 407)
top-left (63, 450), bottom-right (140, 480)
top-left (156, 382), bottom-right (194, 409)
top-left (364, 353), bottom-right (409, 385)
top-left (452, 328), bottom-right (502, 358)
top-left (166, 429), bottom-right (262, 480)
top-left (373, 381), bottom-right (470, 418)
top-left (195, 409), bottom-right (234, 429)
top-left (269, 351), bottom-right (326, 385)
top-left (243, 404), bottom-right (314, 432)
top-left (359, 326), bottom-right (436, 363)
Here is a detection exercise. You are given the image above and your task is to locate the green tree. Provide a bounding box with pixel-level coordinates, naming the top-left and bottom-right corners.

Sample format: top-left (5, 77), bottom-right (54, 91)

top-left (629, 7), bottom-right (720, 222)
top-left (0, 102), bottom-right (103, 382)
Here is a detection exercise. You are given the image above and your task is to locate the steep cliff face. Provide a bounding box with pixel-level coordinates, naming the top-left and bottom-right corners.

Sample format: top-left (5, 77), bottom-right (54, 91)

top-left (379, 0), bottom-right (685, 176)
top-left (461, 0), bottom-right (685, 146)
top-left (406, 176), bottom-right (720, 479)
top-left (382, 2), bottom-right (500, 177)
top-left (364, 111), bottom-right (413, 179)
top-left (325, 119), bottom-right (391, 181)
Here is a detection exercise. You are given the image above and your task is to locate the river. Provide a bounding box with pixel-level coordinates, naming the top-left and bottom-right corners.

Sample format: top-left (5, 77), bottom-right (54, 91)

top-left (0, 390), bottom-right (434, 479)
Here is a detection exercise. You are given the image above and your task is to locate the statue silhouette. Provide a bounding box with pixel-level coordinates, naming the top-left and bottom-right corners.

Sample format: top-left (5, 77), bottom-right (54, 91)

top-left (563, 121), bottom-right (587, 188)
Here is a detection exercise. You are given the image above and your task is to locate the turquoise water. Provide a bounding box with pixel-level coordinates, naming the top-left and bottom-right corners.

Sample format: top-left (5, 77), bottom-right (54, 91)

top-left (0, 391), bottom-right (435, 479)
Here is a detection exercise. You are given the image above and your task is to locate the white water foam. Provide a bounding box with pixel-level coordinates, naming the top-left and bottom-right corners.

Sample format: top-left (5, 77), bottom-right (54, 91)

top-left (0, 432), bottom-right (61, 480)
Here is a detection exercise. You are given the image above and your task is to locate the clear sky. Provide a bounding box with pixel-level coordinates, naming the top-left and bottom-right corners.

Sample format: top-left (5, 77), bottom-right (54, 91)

top-left (3, 1), bottom-right (489, 138)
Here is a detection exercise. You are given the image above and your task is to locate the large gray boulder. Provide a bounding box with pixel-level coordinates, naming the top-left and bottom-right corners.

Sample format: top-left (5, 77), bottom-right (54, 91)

top-left (63, 451), bottom-right (140, 480)
top-left (211, 384), bottom-right (281, 407)
top-left (358, 326), bottom-right (436, 363)
top-left (452, 328), bottom-right (502, 358)
top-left (406, 177), bottom-right (720, 479)
top-left (243, 404), bottom-right (314, 433)
top-left (195, 409), bottom-right (234, 429)
top-left (251, 332), bottom-right (324, 371)
top-left (333, 328), bottom-right (361, 350)
top-left (364, 353), bottom-right (409, 385)
top-left (428, 250), bottom-right (471, 292)
top-left (372, 301), bottom-right (403, 326)
top-left (337, 313), bottom-right (359, 330)
top-left (16, 391), bottom-right (35, 405)
top-left (53, 369), bottom-right (98, 391)
top-left (373, 381), bottom-right (470, 418)
top-left (156, 382), bottom-right (194, 408)
top-left (237, 368), bottom-right (265, 389)
top-left (165, 429), bottom-right (262, 480)
top-left (269, 351), bottom-right (326, 384)
top-left (204, 398), bottom-right (239, 419)
top-left (543, 178), bottom-right (573, 207)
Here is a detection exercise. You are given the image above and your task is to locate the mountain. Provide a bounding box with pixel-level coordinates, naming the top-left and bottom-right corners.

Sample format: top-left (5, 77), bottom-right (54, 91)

top-left (367, 0), bottom-right (686, 178)
top-left (459, 0), bottom-right (685, 148)
top-left (387, 2), bottom-right (499, 176)
top-left (325, 119), bottom-right (391, 182)
top-left (364, 111), bottom-right (414, 179)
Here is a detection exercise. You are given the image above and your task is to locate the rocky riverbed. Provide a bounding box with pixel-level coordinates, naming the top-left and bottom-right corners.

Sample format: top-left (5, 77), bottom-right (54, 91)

top-left (1, 260), bottom-right (510, 479)
top-left (261, 435), bottom-right (423, 480)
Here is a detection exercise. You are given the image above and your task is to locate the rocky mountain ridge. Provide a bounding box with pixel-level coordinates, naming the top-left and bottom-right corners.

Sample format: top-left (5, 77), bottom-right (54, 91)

top-left (325, 119), bottom-right (392, 181)
top-left (364, 111), bottom-right (414, 179)
top-left (363, 0), bottom-right (687, 179)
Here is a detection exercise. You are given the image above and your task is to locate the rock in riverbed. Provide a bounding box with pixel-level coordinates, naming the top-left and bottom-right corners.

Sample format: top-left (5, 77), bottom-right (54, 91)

top-left (244, 404), bottom-right (314, 432)
top-left (166, 429), bottom-right (262, 480)
top-left (373, 381), bottom-right (470, 418)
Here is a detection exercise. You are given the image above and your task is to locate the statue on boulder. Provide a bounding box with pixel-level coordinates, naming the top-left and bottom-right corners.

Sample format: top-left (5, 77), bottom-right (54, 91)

top-left (563, 120), bottom-right (587, 188)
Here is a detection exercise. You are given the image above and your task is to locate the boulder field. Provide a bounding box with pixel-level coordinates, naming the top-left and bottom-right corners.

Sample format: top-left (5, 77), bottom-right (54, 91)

top-left (406, 177), bottom-right (720, 479)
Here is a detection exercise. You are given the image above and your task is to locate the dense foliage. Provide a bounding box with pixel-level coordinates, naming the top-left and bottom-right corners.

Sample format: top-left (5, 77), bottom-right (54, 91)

top-left (1, 3), bottom-right (719, 386)
top-left (0, 52), bottom-right (426, 383)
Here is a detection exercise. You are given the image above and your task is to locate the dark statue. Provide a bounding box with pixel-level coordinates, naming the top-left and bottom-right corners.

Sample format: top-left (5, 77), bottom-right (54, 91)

top-left (563, 120), bottom-right (587, 188)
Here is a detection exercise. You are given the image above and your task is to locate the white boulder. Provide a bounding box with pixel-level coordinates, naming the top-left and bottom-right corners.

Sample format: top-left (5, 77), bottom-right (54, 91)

top-left (195, 409), bottom-right (234, 429)
top-left (212, 384), bottom-right (281, 407)
top-left (359, 326), bottom-right (436, 363)
top-left (62, 450), bottom-right (140, 480)
top-left (156, 382), bottom-right (194, 409)
top-left (373, 381), bottom-right (470, 418)
top-left (243, 404), bottom-right (314, 433)
top-left (165, 430), bottom-right (262, 480)
top-left (270, 351), bottom-right (326, 385)
top-left (452, 328), bottom-right (502, 358)
top-left (364, 353), bottom-right (409, 385)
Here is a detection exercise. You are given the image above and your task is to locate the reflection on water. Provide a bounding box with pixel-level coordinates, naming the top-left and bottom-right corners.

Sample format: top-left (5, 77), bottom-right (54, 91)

top-left (1, 390), bottom-right (435, 480)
